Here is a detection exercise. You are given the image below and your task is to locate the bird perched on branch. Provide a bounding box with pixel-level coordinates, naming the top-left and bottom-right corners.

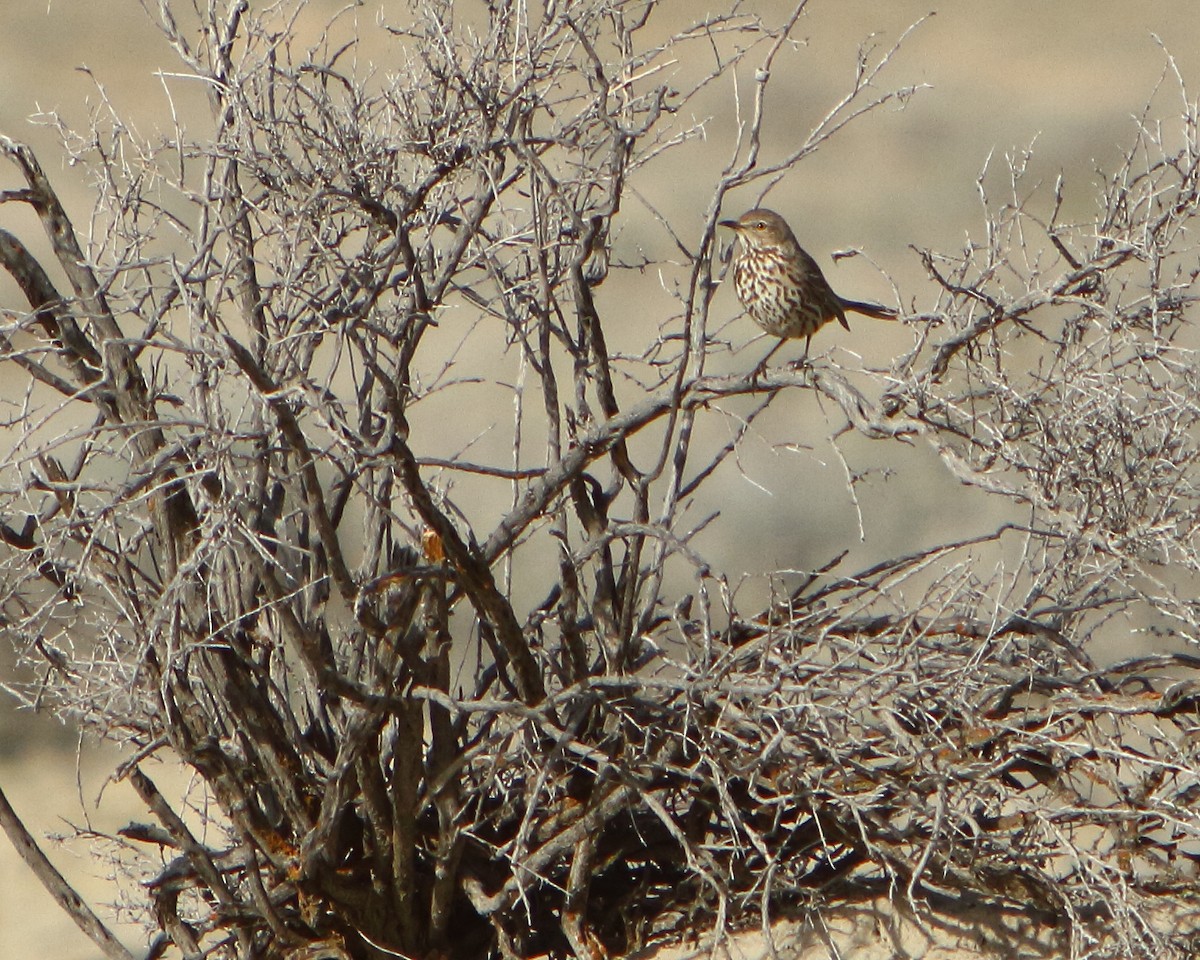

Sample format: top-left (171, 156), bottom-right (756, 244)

top-left (720, 208), bottom-right (897, 357)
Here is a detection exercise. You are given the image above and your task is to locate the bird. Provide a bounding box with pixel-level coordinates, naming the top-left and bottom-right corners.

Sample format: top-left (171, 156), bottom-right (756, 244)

top-left (719, 208), bottom-right (897, 358)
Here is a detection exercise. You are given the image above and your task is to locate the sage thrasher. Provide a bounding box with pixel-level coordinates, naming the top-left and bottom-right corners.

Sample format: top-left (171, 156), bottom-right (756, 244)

top-left (720, 208), bottom-right (897, 357)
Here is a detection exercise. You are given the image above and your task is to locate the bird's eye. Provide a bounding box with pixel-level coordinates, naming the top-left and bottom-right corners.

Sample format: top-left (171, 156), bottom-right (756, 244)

top-left (754, 221), bottom-right (767, 230)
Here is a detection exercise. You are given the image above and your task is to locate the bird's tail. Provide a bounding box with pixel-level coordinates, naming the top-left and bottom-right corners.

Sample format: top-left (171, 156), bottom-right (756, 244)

top-left (840, 297), bottom-right (899, 320)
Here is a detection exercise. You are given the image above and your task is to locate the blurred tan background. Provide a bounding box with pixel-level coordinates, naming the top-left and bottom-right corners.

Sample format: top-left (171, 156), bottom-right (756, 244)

top-left (3, 1), bottom-right (1200, 957)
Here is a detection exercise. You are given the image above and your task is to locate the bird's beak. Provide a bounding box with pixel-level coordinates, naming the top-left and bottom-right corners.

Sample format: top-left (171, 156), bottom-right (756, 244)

top-left (718, 219), bottom-right (740, 231)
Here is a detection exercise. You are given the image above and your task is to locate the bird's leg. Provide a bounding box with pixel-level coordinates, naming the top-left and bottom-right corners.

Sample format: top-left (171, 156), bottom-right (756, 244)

top-left (784, 336), bottom-right (813, 370)
top-left (750, 339), bottom-right (785, 384)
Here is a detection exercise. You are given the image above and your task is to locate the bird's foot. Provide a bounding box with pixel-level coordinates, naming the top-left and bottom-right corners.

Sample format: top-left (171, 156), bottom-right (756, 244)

top-left (748, 357), bottom-right (771, 386)
top-left (748, 340), bottom-right (786, 385)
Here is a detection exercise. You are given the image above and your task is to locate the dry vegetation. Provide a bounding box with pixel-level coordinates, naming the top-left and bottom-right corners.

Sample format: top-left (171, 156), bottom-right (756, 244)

top-left (2, 2), bottom-right (1200, 959)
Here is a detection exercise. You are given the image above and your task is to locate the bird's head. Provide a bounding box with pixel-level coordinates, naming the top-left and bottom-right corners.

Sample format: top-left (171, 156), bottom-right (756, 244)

top-left (718, 208), bottom-right (797, 250)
